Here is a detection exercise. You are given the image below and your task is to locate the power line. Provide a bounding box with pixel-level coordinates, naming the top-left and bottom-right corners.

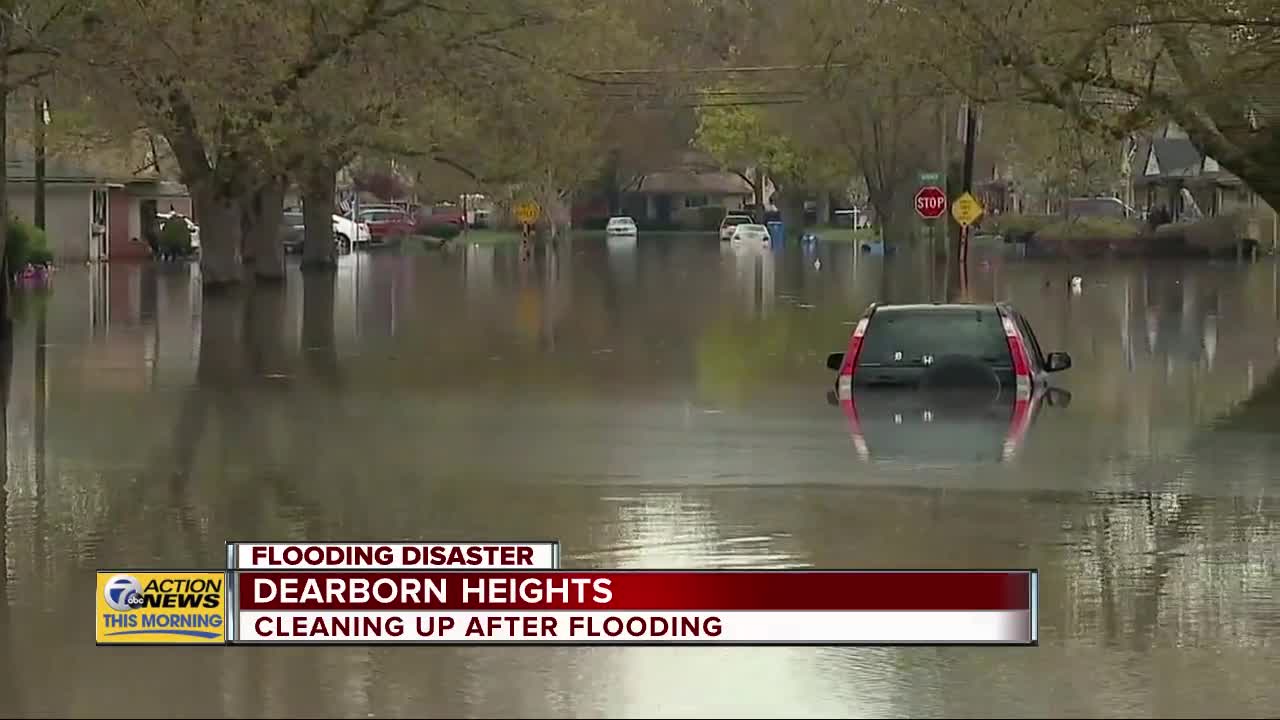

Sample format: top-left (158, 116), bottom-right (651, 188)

top-left (583, 63), bottom-right (848, 76)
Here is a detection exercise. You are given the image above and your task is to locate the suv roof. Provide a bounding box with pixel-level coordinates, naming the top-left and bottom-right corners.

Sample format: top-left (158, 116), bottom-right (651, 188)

top-left (871, 303), bottom-right (1002, 313)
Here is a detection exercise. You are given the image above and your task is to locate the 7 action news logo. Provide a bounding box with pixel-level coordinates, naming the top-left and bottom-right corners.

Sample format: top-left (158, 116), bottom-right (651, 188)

top-left (96, 571), bottom-right (227, 644)
top-left (102, 573), bottom-right (222, 611)
top-left (103, 574), bottom-right (146, 611)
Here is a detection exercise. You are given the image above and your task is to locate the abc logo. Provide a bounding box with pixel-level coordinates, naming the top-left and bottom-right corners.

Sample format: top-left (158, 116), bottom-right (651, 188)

top-left (103, 574), bottom-right (145, 612)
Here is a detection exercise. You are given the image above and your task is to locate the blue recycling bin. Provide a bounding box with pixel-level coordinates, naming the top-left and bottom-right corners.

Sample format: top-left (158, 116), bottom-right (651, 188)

top-left (766, 221), bottom-right (785, 246)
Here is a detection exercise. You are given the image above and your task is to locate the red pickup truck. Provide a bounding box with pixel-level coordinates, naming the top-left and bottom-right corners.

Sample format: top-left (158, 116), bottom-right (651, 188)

top-left (420, 203), bottom-right (465, 228)
top-left (358, 209), bottom-right (416, 243)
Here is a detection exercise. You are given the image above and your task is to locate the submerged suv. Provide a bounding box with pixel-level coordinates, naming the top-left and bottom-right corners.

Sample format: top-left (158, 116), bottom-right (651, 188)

top-left (825, 303), bottom-right (1072, 462)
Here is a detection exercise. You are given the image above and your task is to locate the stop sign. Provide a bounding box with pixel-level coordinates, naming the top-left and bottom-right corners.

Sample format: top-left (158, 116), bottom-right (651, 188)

top-left (915, 186), bottom-right (947, 220)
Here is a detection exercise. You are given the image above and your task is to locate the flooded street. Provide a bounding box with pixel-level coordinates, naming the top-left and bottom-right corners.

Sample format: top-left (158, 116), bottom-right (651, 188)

top-left (2, 236), bottom-right (1277, 717)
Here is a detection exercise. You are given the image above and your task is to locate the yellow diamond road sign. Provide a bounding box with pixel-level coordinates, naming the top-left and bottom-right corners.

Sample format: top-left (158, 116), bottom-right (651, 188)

top-left (951, 192), bottom-right (984, 227)
top-left (515, 201), bottom-right (541, 225)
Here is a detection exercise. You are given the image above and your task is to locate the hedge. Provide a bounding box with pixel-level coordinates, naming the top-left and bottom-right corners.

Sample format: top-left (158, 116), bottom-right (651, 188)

top-left (6, 219), bottom-right (53, 273)
top-left (1032, 217), bottom-right (1144, 256)
top-left (989, 214), bottom-right (1056, 243)
top-left (160, 216), bottom-right (193, 255)
top-left (417, 221), bottom-right (462, 240)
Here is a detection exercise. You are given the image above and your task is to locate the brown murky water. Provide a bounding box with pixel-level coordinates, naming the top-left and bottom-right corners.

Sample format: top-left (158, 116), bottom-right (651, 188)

top-left (1, 236), bottom-right (1277, 717)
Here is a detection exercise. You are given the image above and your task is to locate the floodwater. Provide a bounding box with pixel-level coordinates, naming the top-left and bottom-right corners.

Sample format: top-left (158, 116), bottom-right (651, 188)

top-left (1, 235), bottom-right (1277, 718)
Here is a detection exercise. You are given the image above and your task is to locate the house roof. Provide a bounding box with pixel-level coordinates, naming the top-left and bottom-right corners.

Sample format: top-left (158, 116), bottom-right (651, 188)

top-left (126, 179), bottom-right (190, 197)
top-left (6, 154), bottom-right (105, 183)
top-left (1148, 139), bottom-right (1203, 177)
top-left (7, 152), bottom-right (189, 192)
top-left (631, 170), bottom-right (753, 195)
top-left (1135, 137), bottom-right (1235, 187)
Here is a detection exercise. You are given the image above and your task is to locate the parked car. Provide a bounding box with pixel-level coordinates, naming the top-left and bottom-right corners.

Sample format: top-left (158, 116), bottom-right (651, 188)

top-left (1067, 196), bottom-right (1136, 220)
top-left (606, 216), bottom-right (637, 236)
top-left (827, 302), bottom-right (1071, 398)
top-left (424, 203), bottom-right (466, 228)
top-left (332, 214), bottom-right (371, 247)
top-left (730, 223), bottom-right (770, 245)
top-left (155, 212), bottom-right (200, 251)
top-left (282, 211), bottom-right (369, 252)
top-left (358, 208), bottom-right (416, 243)
top-left (280, 211), bottom-right (305, 253)
top-left (719, 213), bottom-right (754, 241)
top-left (825, 302), bottom-right (1072, 462)
top-left (468, 207), bottom-right (491, 228)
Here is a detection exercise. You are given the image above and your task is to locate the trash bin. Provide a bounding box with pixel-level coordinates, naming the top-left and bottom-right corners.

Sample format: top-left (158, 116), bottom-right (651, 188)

top-left (766, 221), bottom-right (785, 245)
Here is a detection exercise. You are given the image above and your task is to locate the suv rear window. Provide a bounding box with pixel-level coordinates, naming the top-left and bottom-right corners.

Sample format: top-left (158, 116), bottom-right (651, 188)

top-left (857, 308), bottom-right (1010, 367)
top-left (723, 216), bottom-right (750, 227)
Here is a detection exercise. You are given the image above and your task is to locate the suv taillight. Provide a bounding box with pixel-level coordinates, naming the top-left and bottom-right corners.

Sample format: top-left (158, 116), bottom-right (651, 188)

top-left (836, 317), bottom-right (870, 395)
top-left (1001, 314), bottom-right (1032, 399)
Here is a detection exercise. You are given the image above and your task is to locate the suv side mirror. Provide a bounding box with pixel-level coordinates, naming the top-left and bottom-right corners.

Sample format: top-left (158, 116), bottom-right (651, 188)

top-left (1046, 352), bottom-right (1072, 372)
top-left (826, 352), bottom-right (844, 371)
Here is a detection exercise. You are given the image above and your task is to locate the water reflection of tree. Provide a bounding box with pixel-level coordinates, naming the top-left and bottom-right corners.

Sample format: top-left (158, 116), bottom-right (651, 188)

top-left (0, 332), bottom-right (18, 714)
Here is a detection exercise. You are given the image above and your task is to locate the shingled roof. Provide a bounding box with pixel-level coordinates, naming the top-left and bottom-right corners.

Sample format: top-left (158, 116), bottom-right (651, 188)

top-left (630, 170), bottom-right (753, 195)
top-left (5, 154), bottom-right (104, 183)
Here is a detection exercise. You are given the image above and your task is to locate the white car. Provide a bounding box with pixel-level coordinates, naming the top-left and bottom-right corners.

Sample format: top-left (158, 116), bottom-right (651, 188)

top-left (606, 216), bottom-right (637, 236)
top-left (156, 212), bottom-right (200, 251)
top-left (332, 214), bottom-right (371, 246)
top-left (719, 214), bottom-right (754, 241)
top-left (731, 223), bottom-right (771, 245)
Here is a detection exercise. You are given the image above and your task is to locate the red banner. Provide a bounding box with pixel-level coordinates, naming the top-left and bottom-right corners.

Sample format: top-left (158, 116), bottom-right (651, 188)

top-left (238, 570), bottom-right (1032, 612)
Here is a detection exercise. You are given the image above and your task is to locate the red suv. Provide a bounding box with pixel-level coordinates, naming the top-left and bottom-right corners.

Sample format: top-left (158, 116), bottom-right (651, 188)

top-left (825, 303), bottom-right (1072, 462)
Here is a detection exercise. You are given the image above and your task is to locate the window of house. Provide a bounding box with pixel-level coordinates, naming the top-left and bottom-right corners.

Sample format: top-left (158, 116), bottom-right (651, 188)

top-left (684, 195), bottom-right (708, 208)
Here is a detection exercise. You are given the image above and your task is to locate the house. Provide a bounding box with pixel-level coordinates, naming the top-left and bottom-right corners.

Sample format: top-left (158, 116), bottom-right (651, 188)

top-left (1134, 121), bottom-right (1274, 221)
top-left (6, 154), bottom-right (192, 263)
top-left (620, 169), bottom-right (755, 226)
top-left (7, 155), bottom-right (118, 262)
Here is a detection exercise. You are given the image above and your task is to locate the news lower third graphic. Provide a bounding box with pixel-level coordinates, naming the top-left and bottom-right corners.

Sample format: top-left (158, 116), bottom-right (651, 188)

top-left (96, 571), bottom-right (228, 645)
top-left (98, 543), bottom-right (1039, 646)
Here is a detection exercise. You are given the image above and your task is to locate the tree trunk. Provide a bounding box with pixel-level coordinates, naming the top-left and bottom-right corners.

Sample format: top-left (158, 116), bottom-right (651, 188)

top-left (191, 182), bottom-right (244, 288)
top-left (34, 94), bottom-right (46, 231)
top-left (302, 164), bottom-right (338, 271)
top-left (0, 54), bottom-right (10, 323)
top-left (244, 179), bottom-right (286, 282)
top-left (603, 150), bottom-right (622, 215)
top-left (1219, 150), bottom-right (1280, 219)
top-left (776, 186), bottom-right (806, 236)
top-left (536, 185), bottom-right (572, 239)
top-left (753, 166), bottom-right (764, 211)
top-left (817, 192), bottom-right (832, 227)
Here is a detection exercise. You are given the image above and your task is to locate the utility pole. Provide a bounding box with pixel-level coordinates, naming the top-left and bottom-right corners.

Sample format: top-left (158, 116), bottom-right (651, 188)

top-left (34, 94), bottom-right (47, 230)
top-left (959, 99), bottom-right (978, 270)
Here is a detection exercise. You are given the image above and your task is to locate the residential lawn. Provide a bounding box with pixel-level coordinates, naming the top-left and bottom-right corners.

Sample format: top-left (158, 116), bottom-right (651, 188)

top-left (808, 227), bottom-right (880, 243)
top-left (448, 229), bottom-right (524, 244)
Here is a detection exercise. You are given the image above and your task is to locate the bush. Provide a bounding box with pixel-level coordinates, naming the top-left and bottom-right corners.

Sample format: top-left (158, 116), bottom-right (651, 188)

top-left (6, 219), bottom-right (53, 273)
top-left (989, 214), bottom-right (1055, 242)
top-left (160, 216), bottom-right (193, 255)
top-left (1155, 210), bottom-right (1270, 257)
top-left (417, 221), bottom-right (461, 240)
top-left (1033, 217), bottom-right (1143, 256)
